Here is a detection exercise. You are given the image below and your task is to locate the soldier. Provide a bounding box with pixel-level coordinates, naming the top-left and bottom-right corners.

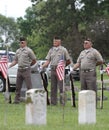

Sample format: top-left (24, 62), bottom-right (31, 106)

top-left (73, 38), bottom-right (103, 95)
top-left (9, 37), bottom-right (36, 104)
top-left (41, 36), bottom-right (71, 105)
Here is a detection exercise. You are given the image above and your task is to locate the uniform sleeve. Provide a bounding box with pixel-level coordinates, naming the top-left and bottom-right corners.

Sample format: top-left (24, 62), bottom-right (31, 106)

top-left (94, 50), bottom-right (103, 62)
top-left (45, 48), bottom-right (52, 61)
top-left (64, 48), bottom-right (70, 60)
top-left (28, 48), bottom-right (36, 60)
top-left (77, 52), bottom-right (82, 64)
top-left (14, 49), bottom-right (19, 62)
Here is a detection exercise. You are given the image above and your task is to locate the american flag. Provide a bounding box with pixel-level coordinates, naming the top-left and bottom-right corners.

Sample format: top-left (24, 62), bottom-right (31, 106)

top-left (106, 65), bottom-right (109, 76)
top-left (56, 55), bottom-right (65, 81)
top-left (0, 55), bottom-right (8, 79)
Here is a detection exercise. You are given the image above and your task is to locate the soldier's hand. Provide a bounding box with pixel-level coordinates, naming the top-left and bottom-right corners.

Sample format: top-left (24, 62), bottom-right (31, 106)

top-left (100, 69), bottom-right (106, 74)
top-left (39, 66), bottom-right (45, 73)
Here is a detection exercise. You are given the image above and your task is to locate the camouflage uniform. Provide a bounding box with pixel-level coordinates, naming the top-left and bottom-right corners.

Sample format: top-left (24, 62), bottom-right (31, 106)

top-left (46, 46), bottom-right (70, 105)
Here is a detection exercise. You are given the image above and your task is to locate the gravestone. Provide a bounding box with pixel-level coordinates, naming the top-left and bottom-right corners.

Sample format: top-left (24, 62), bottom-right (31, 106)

top-left (78, 90), bottom-right (96, 124)
top-left (21, 63), bottom-right (44, 98)
top-left (25, 88), bottom-right (47, 125)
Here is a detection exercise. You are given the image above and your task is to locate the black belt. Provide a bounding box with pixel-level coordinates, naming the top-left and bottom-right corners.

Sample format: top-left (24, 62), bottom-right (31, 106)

top-left (31, 70), bottom-right (38, 73)
top-left (81, 69), bottom-right (94, 73)
top-left (18, 67), bottom-right (29, 71)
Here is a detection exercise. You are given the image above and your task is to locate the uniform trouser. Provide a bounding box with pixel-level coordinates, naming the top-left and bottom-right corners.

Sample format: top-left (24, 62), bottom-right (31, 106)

top-left (14, 68), bottom-right (32, 101)
top-left (50, 69), bottom-right (63, 105)
top-left (80, 70), bottom-right (97, 103)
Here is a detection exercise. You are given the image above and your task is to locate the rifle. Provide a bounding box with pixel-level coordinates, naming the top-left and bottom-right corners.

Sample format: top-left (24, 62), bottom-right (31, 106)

top-left (69, 73), bottom-right (76, 107)
top-left (40, 71), bottom-right (50, 105)
top-left (100, 64), bottom-right (104, 109)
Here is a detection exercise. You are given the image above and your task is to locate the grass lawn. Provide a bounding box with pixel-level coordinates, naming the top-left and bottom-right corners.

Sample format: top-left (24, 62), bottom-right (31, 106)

top-left (0, 66), bottom-right (109, 130)
top-left (0, 90), bottom-right (109, 130)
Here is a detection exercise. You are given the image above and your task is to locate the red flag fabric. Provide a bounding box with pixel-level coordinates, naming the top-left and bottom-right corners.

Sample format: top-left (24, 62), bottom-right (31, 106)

top-left (106, 65), bottom-right (109, 76)
top-left (0, 55), bottom-right (8, 79)
top-left (56, 55), bottom-right (65, 81)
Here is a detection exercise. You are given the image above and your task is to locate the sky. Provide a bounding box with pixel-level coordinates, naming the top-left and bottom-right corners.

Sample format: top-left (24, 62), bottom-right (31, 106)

top-left (0, 0), bottom-right (32, 19)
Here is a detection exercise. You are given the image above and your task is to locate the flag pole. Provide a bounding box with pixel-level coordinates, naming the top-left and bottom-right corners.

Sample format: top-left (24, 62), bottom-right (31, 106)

top-left (56, 53), bottom-right (66, 123)
top-left (62, 53), bottom-right (66, 124)
top-left (62, 65), bottom-right (65, 123)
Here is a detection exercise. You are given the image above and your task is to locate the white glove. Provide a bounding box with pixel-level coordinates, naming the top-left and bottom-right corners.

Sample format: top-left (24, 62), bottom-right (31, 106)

top-left (100, 70), bottom-right (106, 74)
top-left (39, 66), bottom-right (45, 73)
top-left (39, 66), bottom-right (42, 72)
top-left (70, 69), bottom-right (76, 74)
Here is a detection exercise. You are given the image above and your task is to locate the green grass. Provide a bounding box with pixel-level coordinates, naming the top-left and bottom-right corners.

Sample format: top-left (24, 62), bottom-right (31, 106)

top-left (0, 89), bottom-right (109, 130)
top-left (0, 67), bottom-right (109, 130)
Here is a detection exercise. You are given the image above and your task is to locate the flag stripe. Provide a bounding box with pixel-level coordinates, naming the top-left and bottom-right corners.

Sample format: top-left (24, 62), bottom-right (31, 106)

top-left (56, 56), bottom-right (65, 81)
top-left (0, 56), bottom-right (8, 79)
top-left (106, 65), bottom-right (109, 76)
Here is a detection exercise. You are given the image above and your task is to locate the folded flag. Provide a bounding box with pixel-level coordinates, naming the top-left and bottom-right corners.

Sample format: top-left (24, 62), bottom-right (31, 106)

top-left (56, 55), bottom-right (65, 81)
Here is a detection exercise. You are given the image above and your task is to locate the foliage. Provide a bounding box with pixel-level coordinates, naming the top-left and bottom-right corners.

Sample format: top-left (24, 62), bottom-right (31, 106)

top-left (86, 18), bottom-right (109, 60)
top-left (0, 14), bottom-right (19, 51)
top-left (16, 0), bottom-right (109, 61)
top-left (0, 0), bottom-right (109, 60)
top-left (1, 0), bottom-right (109, 60)
top-left (27, 32), bottom-right (50, 59)
top-left (17, 0), bottom-right (83, 60)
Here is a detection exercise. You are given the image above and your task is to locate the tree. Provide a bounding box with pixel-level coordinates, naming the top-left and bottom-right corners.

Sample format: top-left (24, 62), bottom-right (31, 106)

top-left (17, 0), bottom-right (83, 60)
top-left (86, 18), bottom-right (109, 60)
top-left (0, 14), bottom-right (19, 51)
top-left (17, 0), bottom-right (109, 60)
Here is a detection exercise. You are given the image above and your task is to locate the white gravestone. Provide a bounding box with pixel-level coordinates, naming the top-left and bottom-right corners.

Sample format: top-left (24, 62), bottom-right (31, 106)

top-left (78, 90), bottom-right (96, 124)
top-left (25, 88), bottom-right (47, 125)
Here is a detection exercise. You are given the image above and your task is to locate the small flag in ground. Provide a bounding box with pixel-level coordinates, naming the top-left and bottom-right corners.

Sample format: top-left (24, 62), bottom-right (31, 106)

top-left (106, 65), bottom-right (109, 76)
top-left (0, 55), bottom-right (8, 79)
top-left (56, 55), bottom-right (65, 81)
